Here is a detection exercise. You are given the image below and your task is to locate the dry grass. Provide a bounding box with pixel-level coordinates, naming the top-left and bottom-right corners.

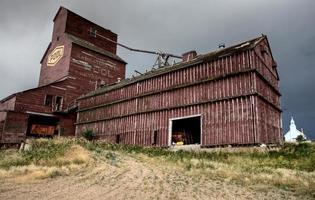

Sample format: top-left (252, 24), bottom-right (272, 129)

top-left (178, 156), bottom-right (315, 196)
top-left (0, 144), bottom-right (91, 182)
top-left (0, 139), bottom-right (314, 199)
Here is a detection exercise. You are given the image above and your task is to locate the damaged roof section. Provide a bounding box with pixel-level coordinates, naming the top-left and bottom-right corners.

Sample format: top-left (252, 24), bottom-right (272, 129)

top-left (67, 34), bottom-right (127, 64)
top-left (79, 35), bottom-right (267, 100)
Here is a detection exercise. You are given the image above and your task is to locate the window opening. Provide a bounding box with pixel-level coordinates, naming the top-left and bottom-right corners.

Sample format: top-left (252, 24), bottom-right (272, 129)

top-left (44, 95), bottom-right (53, 106)
top-left (54, 96), bottom-right (63, 111)
top-left (89, 27), bottom-right (97, 37)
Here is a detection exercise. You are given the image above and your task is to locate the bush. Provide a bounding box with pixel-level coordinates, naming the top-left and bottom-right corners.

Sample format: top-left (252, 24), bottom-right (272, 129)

top-left (81, 130), bottom-right (95, 141)
top-left (296, 135), bottom-right (306, 142)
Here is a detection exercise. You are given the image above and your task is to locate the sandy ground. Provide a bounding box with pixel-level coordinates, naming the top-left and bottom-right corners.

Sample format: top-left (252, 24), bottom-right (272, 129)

top-left (0, 152), bottom-right (311, 200)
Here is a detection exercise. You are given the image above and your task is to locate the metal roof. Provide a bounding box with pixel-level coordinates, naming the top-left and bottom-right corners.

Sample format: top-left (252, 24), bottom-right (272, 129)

top-left (78, 35), bottom-right (266, 100)
top-left (66, 34), bottom-right (127, 64)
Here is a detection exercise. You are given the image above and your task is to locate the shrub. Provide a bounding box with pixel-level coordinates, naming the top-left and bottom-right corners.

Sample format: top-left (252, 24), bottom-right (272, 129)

top-left (105, 151), bottom-right (119, 166)
top-left (296, 135), bottom-right (306, 142)
top-left (81, 129), bottom-right (95, 141)
top-left (48, 169), bottom-right (63, 178)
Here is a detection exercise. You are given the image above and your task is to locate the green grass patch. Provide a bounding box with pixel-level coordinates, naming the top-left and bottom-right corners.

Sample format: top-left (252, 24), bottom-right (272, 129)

top-left (0, 138), bottom-right (314, 198)
top-left (0, 138), bottom-right (74, 169)
top-left (1, 138), bottom-right (314, 173)
top-left (78, 140), bottom-right (315, 172)
top-left (22, 139), bottom-right (72, 164)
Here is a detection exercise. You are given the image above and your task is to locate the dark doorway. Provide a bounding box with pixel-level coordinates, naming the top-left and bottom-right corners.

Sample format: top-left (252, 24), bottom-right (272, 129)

top-left (26, 114), bottom-right (59, 138)
top-left (152, 130), bottom-right (158, 145)
top-left (116, 134), bottom-right (120, 144)
top-left (171, 116), bottom-right (201, 145)
top-left (55, 96), bottom-right (63, 111)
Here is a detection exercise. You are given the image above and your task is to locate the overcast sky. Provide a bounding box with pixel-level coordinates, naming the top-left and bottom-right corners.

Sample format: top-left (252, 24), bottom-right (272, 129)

top-left (0, 0), bottom-right (314, 139)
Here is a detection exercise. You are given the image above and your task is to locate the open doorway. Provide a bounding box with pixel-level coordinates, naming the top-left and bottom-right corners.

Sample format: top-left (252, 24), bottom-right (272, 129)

top-left (26, 114), bottom-right (59, 138)
top-left (170, 115), bottom-right (201, 145)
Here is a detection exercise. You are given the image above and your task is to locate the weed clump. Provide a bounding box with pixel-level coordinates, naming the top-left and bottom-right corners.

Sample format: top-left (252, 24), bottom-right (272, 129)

top-left (81, 129), bottom-right (95, 141)
top-left (0, 139), bottom-right (70, 169)
top-left (105, 152), bottom-right (119, 166)
top-left (0, 156), bottom-right (29, 169)
top-left (22, 139), bottom-right (72, 164)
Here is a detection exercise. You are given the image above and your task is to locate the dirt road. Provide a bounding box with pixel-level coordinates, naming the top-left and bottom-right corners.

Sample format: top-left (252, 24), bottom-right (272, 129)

top-left (0, 151), bottom-right (308, 200)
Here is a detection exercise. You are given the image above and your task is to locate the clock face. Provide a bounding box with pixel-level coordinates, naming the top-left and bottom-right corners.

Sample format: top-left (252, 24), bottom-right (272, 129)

top-left (47, 45), bottom-right (64, 66)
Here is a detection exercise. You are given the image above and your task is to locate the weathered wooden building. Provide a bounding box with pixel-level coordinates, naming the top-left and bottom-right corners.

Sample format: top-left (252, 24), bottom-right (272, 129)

top-left (0, 7), bottom-right (126, 145)
top-left (76, 36), bottom-right (282, 147)
top-left (1, 6), bottom-right (282, 147)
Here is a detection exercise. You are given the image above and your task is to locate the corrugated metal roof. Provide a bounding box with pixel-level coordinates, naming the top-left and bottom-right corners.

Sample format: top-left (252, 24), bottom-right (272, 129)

top-left (78, 35), bottom-right (266, 100)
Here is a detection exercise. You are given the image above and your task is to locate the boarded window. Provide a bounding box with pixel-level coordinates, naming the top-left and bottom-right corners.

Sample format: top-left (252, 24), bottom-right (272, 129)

top-left (44, 95), bottom-right (53, 106)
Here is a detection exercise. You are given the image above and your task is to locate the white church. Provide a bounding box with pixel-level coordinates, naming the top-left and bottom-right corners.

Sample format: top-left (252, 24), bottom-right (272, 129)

top-left (284, 117), bottom-right (308, 142)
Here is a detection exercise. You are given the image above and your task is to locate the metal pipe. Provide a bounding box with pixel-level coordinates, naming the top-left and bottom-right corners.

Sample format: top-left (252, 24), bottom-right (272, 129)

top-left (96, 33), bottom-right (182, 59)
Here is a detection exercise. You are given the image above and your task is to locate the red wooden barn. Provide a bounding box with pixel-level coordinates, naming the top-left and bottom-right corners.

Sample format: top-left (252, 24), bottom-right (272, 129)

top-left (0, 7), bottom-right (126, 145)
top-left (0, 7), bottom-right (282, 147)
top-left (76, 35), bottom-right (282, 147)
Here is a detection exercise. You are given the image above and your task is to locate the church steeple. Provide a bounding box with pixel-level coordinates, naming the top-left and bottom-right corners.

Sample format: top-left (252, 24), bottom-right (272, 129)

top-left (285, 116), bottom-right (308, 142)
top-left (290, 116), bottom-right (296, 130)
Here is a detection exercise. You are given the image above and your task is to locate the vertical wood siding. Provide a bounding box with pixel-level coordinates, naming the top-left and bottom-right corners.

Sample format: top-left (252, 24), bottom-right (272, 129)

top-left (77, 43), bottom-right (282, 147)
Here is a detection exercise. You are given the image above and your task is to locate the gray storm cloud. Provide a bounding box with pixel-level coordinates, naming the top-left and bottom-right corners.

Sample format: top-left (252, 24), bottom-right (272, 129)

top-left (0, 0), bottom-right (314, 138)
